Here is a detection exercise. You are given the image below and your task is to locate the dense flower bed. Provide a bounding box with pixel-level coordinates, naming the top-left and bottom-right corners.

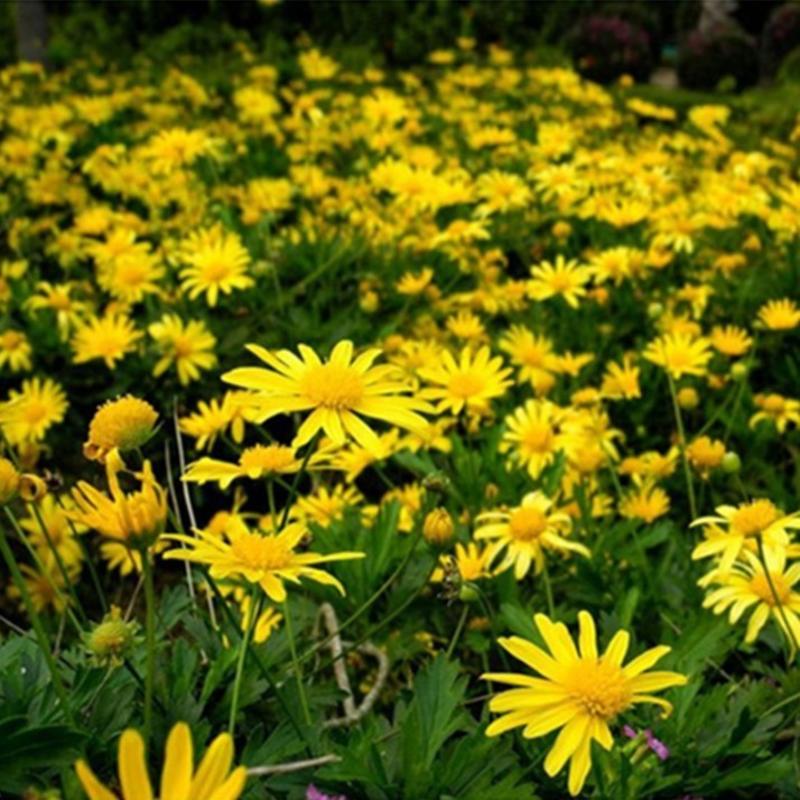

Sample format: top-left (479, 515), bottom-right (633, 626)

top-left (2, 41), bottom-right (800, 800)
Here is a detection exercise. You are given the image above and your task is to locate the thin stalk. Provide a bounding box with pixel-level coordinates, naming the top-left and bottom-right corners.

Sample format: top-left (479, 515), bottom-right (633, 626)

top-left (284, 597), bottom-right (312, 726)
top-left (541, 560), bottom-right (555, 617)
top-left (757, 535), bottom-right (799, 657)
top-left (229, 588), bottom-right (261, 735)
top-left (297, 527), bottom-right (423, 666)
top-left (54, 494), bottom-right (107, 612)
top-left (5, 507), bottom-right (83, 635)
top-left (27, 501), bottom-right (87, 621)
top-left (279, 438), bottom-right (317, 530)
top-left (666, 373), bottom-right (697, 520)
top-left (0, 524), bottom-right (74, 724)
top-left (141, 550), bottom-right (157, 742)
top-left (445, 605), bottom-right (469, 659)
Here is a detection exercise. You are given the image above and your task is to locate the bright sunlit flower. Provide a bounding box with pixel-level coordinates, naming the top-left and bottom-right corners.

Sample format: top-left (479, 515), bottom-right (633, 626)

top-left (757, 298), bottom-right (800, 331)
top-left (643, 332), bottom-right (712, 379)
top-left (75, 722), bottom-right (247, 800)
top-left (148, 314), bottom-right (217, 385)
top-left (72, 313), bottom-right (142, 369)
top-left (483, 611), bottom-right (687, 796)
top-left (691, 500), bottom-right (800, 573)
top-left (178, 224), bottom-right (253, 307)
top-left (164, 519), bottom-right (363, 602)
top-left (224, 340), bottom-right (431, 454)
top-left (418, 345), bottom-right (512, 416)
top-left (0, 377), bottom-right (68, 445)
top-left (701, 547), bottom-right (800, 652)
top-left (84, 395), bottom-right (158, 461)
top-left (528, 256), bottom-right (590, 308)
top-left (475, 491), bottom-right (588, 578)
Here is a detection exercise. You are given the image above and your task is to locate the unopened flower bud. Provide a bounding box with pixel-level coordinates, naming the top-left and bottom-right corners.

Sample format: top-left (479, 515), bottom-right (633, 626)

top-left (423, 507), bottom-right (454, 545)
top-left (458, 583), bottom-right (479, 603)
top-left (730, 362), bottom-right (748, 381)
top-left (677, 387), bottom-right (699, 410)
top-left (647, 302), bottom-right (664, 319)
top-left (86, 606), bottom-right (139, 667)
top-left (721, 451), bottom-right (741, 474)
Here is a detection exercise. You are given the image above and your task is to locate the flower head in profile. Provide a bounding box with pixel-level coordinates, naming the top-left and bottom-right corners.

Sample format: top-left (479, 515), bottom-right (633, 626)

top-left (418, 345), bottom-right (512, 416)
top-left (149, 314), bottom-right (217, 385)
top-left (643, 332), bottom-right (711, 379)
top-left (75, 721), bottom-right (246, 800)
top-left (84, 395), bottom-right (158, 461)
top-left (483, 611), bottom-right (687, 796)
top-left (750, 393), bottom-right (800, 433)
top-left (619, 483), bottom-right (671, 524)
top-left (475, 491), bottom-right (588, 579)
top-left (183, 444), bottom-right (325, 489)
top-left (223, 340), bottom-right (431, 455)
top-left (757, 298), bottom-right (800, 331)
top-left (164, 518), bottom-right (363, 603)
top-left (691, 499), bottom-right (800, 573)
top-left (178, 223), bottom-right (253, 307)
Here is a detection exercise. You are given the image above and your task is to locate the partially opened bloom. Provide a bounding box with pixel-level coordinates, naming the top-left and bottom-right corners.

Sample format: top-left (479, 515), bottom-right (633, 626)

top-left (70, 451), bottom-right (168, 549)
top-left (757, 298), bottom-right (800, 331)
top-left (223, 340), bottom-right (431, 454)
top-left (75, 721), bottom-right (247, 800)
top-left (691, 499), bottom-right (800, 573)
top-left (483, 611), bottom-right (687, 796)
top-left (163, 518), bottom-right (363, 602)
top-left (84, 395), bottom-right (158, 461)
top-left (475, 491), bottom-right (588, 578)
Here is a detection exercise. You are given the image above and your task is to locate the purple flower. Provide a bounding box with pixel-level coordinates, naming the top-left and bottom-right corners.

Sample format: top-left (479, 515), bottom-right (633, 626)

top-left (307, 786), bottom-right (348, 800)
top-left (644, 729), bottom-right (670, 761)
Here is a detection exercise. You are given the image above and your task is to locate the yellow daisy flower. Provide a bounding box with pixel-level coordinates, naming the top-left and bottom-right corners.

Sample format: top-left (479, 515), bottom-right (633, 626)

top-left (483, 611), bottom-right (687, 796)
top-left (0, 377), bottom-right (68, 445)
top-left (642, 332), bottom-right (712, 379)
top-left (757, 298), bottom-right (800, 331)
top-left (223, 340), bottom-right (431, 454)
top-left (475, 491), bottom-right (588, 578)
top-left (178, 224), bottom-right (253, 307)
top-left (75, 722), bottom-right (247, 800)
top-left (691, 499), bottom-right (800, 573)
top-left (163, 519), bottom-right (363, 603)
top-left (148, 314), bottom-right (217, 386)
top-left (418, 345), bottom-right (512, 416)
top-left (72, 313), bottom-right (142, 369)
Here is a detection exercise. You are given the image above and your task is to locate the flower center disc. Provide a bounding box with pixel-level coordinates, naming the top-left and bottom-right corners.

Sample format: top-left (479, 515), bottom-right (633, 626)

top-left (565, 660), bottom-right (631, 719)
top-left (301, 363), bottom-right (365, 410)
top-left (509, 507), bottom-right (548, 541)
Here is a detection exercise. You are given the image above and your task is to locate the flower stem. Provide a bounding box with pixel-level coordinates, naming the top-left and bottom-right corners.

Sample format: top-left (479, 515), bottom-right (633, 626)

top-left (229, 588), bottom-right (261, 735)
top-left (666, 373), bottom-right (697, 520)
top-left (0, 522), bottom-right (74, 724)
top-left (757, 534), bottom-right (799, 658)
top-left (284, 597), bottom-right (312, 726)
top-left (541, 560), bottom-right (555, 617)
top-left (445, 605), bottom-right (469, 659)
top-left (141, 549), bottom-right (157, 742)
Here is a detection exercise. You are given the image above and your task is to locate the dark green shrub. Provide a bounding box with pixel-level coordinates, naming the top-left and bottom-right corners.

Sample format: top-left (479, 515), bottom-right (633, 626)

top-left (678, 23), bottom-right (759, 91)
top-left (569, 14), bottom-right (654, 83)
top-left (761, 3), bottom-right (800, 76)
